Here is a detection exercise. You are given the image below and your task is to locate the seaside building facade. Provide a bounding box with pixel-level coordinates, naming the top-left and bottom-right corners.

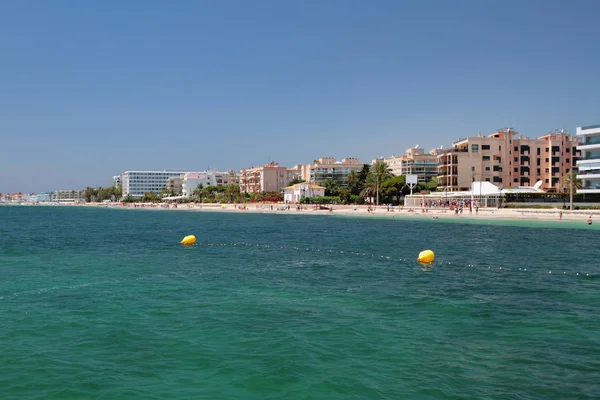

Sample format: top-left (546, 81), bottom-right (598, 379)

top-left (437, 128), bottom-right (580, 192)
top-left (112, 175), bottom-right (122, 188)
top-left (576, 124), bottom-right (600, 193)
top-left (373, 147), bottom-right (438, 183)
top-left (300, 157), bottom-right (363, 187)
top-left (239, 162), bottom-right (292, 194)
top-left (121, 170), bottom-right (188, 197)
top-left (181, 172), bottom-right (211, 197)
top-left (55, 189), bottom-right (85, 202)
top-left (283, 183), bottom-right (326, 203)
top-left (167, 177), bottom-right (183, 195)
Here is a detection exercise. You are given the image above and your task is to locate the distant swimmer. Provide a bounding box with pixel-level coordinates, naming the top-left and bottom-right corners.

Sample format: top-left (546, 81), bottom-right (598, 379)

top-left (588, 215), bottom-right (593, 225)
top-left (432, 216), bottom-right (439, 220)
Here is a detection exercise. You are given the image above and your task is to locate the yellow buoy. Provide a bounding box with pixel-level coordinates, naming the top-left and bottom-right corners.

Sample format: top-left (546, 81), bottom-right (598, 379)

top-left (417, 249), bottom-right (435, 264)
top-left (180, 235), bottom-right (196, 245)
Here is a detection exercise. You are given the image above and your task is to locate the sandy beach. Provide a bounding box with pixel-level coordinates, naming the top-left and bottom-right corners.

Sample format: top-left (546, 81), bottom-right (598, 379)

top-left (66, 201), bottom-right (600, 224)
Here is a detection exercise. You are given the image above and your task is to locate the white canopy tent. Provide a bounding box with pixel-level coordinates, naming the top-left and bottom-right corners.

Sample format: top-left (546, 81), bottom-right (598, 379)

top-left (403, 181), bottom-right (543, 208)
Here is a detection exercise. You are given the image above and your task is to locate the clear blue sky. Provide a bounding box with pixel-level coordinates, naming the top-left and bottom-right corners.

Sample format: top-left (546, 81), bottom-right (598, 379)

top-left (1, 0), bottom-right (599, 193)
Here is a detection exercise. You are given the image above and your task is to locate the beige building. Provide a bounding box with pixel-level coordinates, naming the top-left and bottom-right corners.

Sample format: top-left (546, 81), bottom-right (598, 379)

top-left (300, 157), bottom-right (363, 187)
top-left (167, 177), bottom-right (183, 195)
top-left (438, 128), bottom-right (580, 192)
top-left (55, 189), bottom-right (85, 201)
top-left (239, 162), bottom-right (297, 194)
top-left (373, 147), bottom-right (438, 183)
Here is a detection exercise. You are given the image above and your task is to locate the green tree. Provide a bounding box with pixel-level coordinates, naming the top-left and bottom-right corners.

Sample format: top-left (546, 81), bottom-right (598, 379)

top-left (142, 192), bottom-right (160, 202)
top-left (322, 178), bottom-right (339, 196)
top-left (360, 175), bottom-right (378, 204)
top-left (224, 184), bottom-right (241, 202)
top-left (423, 176), bottom-right (439, 192)
top-left (373, 161), bottom-right (393, 182)
top-left (372, 161), bottom-right (392, 205)
top-left (338, 188), bottom-right (352, 204)
top-left (288, 178), bottom-right (306, 186)
top-left (345, 171), bottom-right (361, 196)
top-left (192, 183), bottom-right (204, 201)
top-left (83, 187), bottom-right (98, 202)
top-left (564, 170), bottom-right (583, 210)
top-left (358, 164), bottom-right (370, 185)
top-left (379, 175), bottom-right (407, 204)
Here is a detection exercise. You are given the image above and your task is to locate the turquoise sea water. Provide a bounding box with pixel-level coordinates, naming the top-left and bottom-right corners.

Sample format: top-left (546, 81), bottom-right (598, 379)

top-left (1, 206), bottom-right (599, 399)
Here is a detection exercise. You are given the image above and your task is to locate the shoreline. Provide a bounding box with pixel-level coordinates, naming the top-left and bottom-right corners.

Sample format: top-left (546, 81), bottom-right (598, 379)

top-left (6, 201), bottom-right (599, 225)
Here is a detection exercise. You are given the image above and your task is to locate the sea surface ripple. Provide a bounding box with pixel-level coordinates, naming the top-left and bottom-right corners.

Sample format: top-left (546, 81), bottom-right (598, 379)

top-left (1, 206), bottom-right (599, 399)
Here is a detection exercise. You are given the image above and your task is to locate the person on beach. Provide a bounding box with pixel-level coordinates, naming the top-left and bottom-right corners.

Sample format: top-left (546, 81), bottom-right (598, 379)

top-left (559, 210), bottom-right (563, 220)
top-left (588, 215), bottom-right (593, 225)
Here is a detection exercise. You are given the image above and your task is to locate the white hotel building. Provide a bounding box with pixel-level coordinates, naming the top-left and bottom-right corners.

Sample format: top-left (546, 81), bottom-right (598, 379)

top-left (576, 124), bottom-right (600, 193)
top-left (121, 170), bottom-right (188, 197)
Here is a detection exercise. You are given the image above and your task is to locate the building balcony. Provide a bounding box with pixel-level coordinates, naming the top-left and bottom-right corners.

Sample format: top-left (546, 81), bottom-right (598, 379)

top-left (577, 125), bottom-right (600, 136)
top-left (578, 173), bottom-right (600, 180)
top-left (578, 143), bottom-right (600, 152)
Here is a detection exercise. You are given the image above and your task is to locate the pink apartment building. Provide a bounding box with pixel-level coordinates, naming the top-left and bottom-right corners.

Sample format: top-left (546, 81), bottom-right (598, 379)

top-left (438, 128), bottom-right (580, 192)
top-left (239, 162), bottom-right (300, 194)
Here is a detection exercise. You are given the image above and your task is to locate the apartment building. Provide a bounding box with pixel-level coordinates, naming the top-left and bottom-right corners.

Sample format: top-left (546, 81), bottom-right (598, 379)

top-left (167, 177), bottom-right (183, 195)
top-left (300, 157), bottom-right (363, 187)
top-left (438, 128), bottom-right (579, 192)
top-left (178, 170), bottom-right (237, 197)
top-left (576, 124), bottom-right (600, 193)
top-left (55, 189), bottom-right (85, 201)
top-left (373, 147), bottom-right (438, 183)
top-left (112, 175), bottom-right (122, 188)
top-left (121, 170), bottom-right (188, 197)
top-left (239, 162), bottom-right (293, 194)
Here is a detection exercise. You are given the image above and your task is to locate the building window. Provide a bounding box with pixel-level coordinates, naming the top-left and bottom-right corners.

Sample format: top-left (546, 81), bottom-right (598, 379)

top-left (514, 167), bottom-right (518, 172)
top-left (545, 179), bottom-right (549, 183)
top-left (499, 146), bottom-right (502, 151)
top-left (545, 158), bottom-right (549, 162)
top-left (485, 167), bottom-right (490, 171)
top-left (514, 178), bottom-right (519, 183)
top-left (537, 169), bottom-right (540, 174)
top-left (566, 158), bottom-right (570, 164)
top-left (514, 146), bottom-right (518, 151)
top-left (482, 156), bottom-right (490, 161)
top-left (472, 144), bottom-right (479, 153)
top-left (537, 148), bottom-right (541, 155)
top-left (566, 147), bottom-right (570, 153)
top-left (482, 145), bottom-right (490, 150)
top-left (514, 157), bottom-right (518, 162)
top-left (546, 148), bottom-right (549, 152)
top-left (537, 159), bottom-right (541, 166)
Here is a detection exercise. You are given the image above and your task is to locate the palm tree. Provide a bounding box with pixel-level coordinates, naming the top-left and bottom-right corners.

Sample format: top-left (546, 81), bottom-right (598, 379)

top-left (372, 161), bottom-right (392, 205)
top-left (360, 175), bottom-right (378, 204)
top-left (564, 170), bottom-right (583, 210)
top-left (373, 161), bottom-right (392, 180)
top-left (192, 183), bottom-right (204, 201)
top-left (225, 184), bottom-right (241, 202)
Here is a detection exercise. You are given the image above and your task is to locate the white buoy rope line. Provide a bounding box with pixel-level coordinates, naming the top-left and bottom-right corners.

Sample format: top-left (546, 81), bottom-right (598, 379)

top-left (197, 242), bottom-right (594, 278)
